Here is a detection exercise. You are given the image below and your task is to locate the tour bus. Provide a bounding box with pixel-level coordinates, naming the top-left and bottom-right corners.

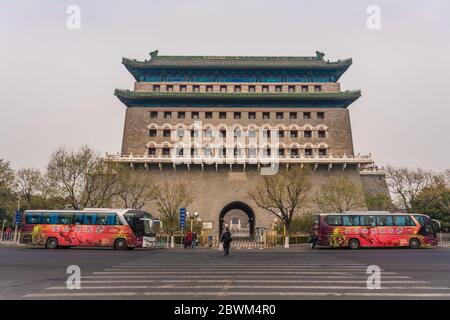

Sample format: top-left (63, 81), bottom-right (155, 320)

top-left (20, 208), bottom-right (160, 250)
top-left (314, 212), bottom-right (439, 249)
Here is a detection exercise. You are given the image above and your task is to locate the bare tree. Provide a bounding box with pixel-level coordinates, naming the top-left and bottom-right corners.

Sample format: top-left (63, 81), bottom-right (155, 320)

top-left (15, 168), bottom-right (43, 204)
top-left (47, 146), bottom-right (119, 209)
top-left (80, 162), bottom-right (120, 208)
top-left (0, 159), bottom-right (14, 190)
top-left (248, 166), bottom-right (311, 248)
top-left (153, 181), bottom-right (194, 247)
top-left (115, 168), bottom-right (156, 209)
top-left (385, 165), bottom-right (434, 212)
top-left (314, 175), bottom-right (366, 213)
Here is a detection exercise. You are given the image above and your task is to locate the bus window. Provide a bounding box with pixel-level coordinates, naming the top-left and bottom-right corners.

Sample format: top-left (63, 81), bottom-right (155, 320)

top-left (414, 215), bottom-right (435, 235)
top-left (343, 216), bottom-right (359, 226)
top-left (394, 215), bottom-right (416, 226)
top-left (60, 213), bottom-right (73, 224)
top-left (359, 215), bottom-right (376, 226)
top-left (325, 215), bottom-right (342, 226)
top-left (83, 213), bottom-right (97, 225)
top-left (42, 212), bottom-right (60, 224)
top-left (376, 215), bottom-right (394, 226)
top-left (97, 213), bottom-right (117, 225)
top-left (26, 212), bottom-right (43, 224)
top-left (97, 214), bottom-right (108, 225)
top-left (74, 213), bottom-right (84, 224)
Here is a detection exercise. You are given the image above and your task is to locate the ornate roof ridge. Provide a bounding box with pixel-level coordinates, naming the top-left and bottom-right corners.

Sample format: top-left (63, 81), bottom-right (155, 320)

top-left (122, 50), bottom-right (352, 68)
top-left (114, 89), bottom-right (361, 103)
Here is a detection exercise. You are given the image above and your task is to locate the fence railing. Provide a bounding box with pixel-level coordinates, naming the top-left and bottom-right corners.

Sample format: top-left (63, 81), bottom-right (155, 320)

top-left (438, 233), bottom-right (450, 247)
top-left (0, 230), bottom-right (21, 245)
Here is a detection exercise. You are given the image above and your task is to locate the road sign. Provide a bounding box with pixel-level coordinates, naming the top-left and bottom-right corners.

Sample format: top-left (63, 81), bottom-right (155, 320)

top-left (179, 208), bottom-right (185, 228)
top-left (15, 211), bottom-right (21, 225)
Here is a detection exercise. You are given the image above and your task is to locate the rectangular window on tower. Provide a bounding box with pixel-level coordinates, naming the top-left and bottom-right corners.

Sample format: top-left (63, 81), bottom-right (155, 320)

top-left (164, 111), bottom-right (172, 119)
top-left (150, 111), bottom-right (158, 118)
top-left (317, 112), bottom-right (325, 119)
top-left (219, 112), bottom-right (227, 119)
top-left (153, 85), bottom-right (160, 92)
top-left (206, 85), bottom-right (213, 92)
top-left (205, 112), bottom-right (213, 119)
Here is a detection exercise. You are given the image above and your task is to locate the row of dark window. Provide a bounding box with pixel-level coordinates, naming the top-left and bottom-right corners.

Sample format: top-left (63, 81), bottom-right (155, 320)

top-left (149, 128), bottom-right (326, 139)
top-left (150, 111), bottom-right (325, 120)
top-left (25, 212), bottom-right (122, 225)
top-left (148, 147), bottom-right (327, 157)
top-left (152, 84), bottom-right (322, 93)
top-left (324, 215), bottom-right (416, 227)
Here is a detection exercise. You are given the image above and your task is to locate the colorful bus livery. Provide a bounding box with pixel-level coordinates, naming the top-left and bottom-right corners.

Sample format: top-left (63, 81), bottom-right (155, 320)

top-left (20, 209), bottom-right (159, 250)
top-left (315, 212), bottom-right (438, 249)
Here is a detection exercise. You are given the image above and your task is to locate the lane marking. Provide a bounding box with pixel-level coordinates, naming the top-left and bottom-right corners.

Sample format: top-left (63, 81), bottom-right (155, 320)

top-left (93, 271), bottom-right (398, 275)
top-left (46, 285), bottom-right (449, 290)
top-left (79, 279), bottom-right (428, 284)
top-left (82, 275), bottom-right (411, 279)
top-left (117, 264), bottom-right (366, 267)
top-left (102, 268), bottom-right (378, 272)
top-left (23, 292), bottom-right (450, 298)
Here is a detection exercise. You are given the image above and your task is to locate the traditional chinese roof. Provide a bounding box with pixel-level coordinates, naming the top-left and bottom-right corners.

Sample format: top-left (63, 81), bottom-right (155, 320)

top-left (114, 89), bottom-right (361, 108)
top-left (123, 53), bottom-right (352, 70)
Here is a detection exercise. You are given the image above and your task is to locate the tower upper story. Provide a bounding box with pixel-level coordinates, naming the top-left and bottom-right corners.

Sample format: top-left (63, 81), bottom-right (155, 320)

top-left (116, 50), bottom-right (360, 108)
top-left (112, 51), bottom-right (372, 170)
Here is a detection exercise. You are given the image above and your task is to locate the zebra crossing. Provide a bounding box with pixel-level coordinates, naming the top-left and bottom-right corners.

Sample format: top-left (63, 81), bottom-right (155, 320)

top-left (22, 260), bottom-right (450, 299)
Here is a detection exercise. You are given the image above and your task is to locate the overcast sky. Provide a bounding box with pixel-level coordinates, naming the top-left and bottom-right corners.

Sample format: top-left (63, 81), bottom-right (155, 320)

top-left (0, 0), bottom-right (449, 171)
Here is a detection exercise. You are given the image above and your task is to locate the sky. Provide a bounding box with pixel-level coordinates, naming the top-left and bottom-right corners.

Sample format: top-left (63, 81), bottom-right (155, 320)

top-left (0, 0), bottom-right (449, 171)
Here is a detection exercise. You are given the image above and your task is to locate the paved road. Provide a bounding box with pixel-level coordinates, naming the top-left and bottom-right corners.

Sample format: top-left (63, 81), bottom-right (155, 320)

top-left (1, 245), bottom-right (450, 299)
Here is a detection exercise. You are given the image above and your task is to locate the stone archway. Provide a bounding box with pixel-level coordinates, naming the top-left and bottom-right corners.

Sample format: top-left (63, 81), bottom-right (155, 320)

top-left (219, 201), bottom-right (255, 238)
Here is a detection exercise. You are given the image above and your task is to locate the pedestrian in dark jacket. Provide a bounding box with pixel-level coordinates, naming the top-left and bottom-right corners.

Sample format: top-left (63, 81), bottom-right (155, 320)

top-left (309, 224), bottom-right (319, 249)
top-left (220, 227), bottom-right (232, 256)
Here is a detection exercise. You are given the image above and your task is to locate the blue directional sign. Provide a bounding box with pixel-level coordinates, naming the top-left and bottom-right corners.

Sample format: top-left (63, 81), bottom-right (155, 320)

top-left (15, 211), bottom-right (21, 225)
top-left (179, 208), bottom-right (186, 228)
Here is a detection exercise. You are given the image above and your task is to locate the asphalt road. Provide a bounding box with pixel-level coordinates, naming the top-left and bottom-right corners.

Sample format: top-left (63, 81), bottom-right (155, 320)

top-left (1, 245), bottom-right (450, 300)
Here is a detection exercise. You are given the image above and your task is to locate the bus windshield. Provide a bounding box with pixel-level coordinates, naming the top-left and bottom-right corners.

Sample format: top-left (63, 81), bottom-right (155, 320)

top-left (124, 211), bottom-right (155, 237)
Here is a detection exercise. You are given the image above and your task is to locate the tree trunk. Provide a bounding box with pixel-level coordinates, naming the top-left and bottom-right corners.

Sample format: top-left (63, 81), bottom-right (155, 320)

top-left (284, 221), bottom-right (290, 248)
top-left (284, 236), bottom-right (290, 248)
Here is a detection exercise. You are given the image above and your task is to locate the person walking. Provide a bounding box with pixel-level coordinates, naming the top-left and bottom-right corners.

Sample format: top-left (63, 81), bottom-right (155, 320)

top-left (186, 231), bottom-right (193, 248)
top-left (192, 232), bottom-right (198, 249)
top-left (309, 223), bottom-right (319, 249)
top-left (220, 227), bottom-right (232, 256)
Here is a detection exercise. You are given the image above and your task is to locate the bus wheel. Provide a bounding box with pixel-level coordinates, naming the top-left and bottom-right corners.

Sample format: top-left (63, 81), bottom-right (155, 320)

top-left (114, 239), bottom-right (127, 250)
top-left (45, 237), bottom-right (58, 249)
top-left (348, 239), bottom-right (360, 250)
top-left (409, 238), bottom-right (420, 249)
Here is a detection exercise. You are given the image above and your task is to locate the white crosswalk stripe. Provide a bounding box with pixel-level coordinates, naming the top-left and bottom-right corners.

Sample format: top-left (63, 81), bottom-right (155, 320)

top-left (22, 261), bottom-right (450, 299)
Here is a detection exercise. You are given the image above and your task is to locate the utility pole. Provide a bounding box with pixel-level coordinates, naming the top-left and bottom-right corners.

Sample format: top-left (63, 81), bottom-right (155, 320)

top-left (13, 195), bottom-right (20, 243)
